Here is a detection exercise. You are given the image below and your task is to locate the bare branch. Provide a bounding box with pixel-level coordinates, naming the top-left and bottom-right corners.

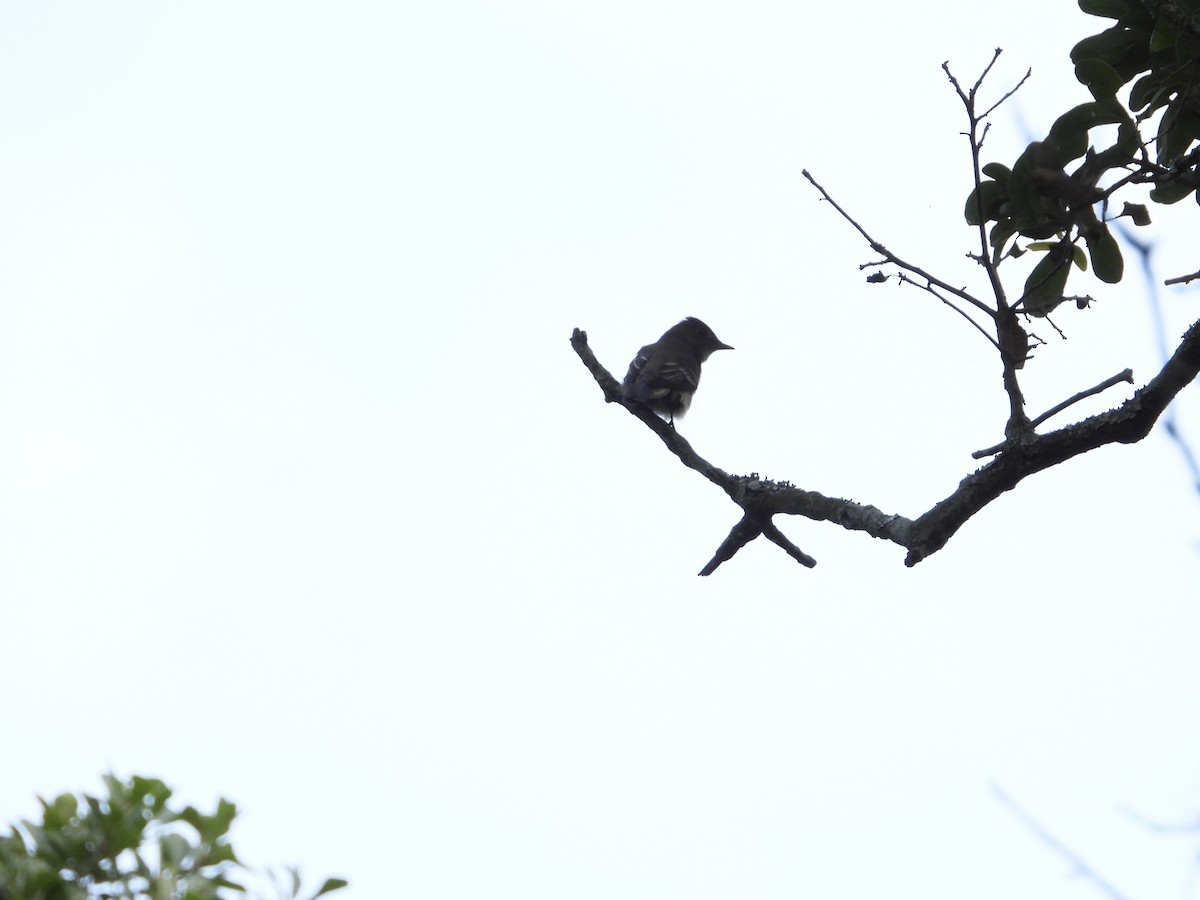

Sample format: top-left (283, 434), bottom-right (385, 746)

top-left (699, 514), bottom-right (764, 576)
top-left (897, 273), bottom-right (1000, 350)
top-left (971, 48), bottom-right (1003, 97)
top-left (973, 368), bottom-right (1136, 458)
top-left (571, 317), bottom-right (1200, 570)
top-left (760, 520), bottom-right (817, 569)
top-left (1165, 267), bottom-right (1200, 285)
top-left (1030, 369), bottom-right (1135, 429)
top-left (801, 169), bottom-right (995, 318)
top-left (980, 67), bottom-right (1031, 120)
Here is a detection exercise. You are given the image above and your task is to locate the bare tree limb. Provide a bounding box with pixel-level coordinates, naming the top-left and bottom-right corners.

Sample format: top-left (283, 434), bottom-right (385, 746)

top-left (1029, 369), bottom-right (1135, 429)
top-left (1165, 267), bottom-right (1200, 286)
top-left (760, 519), bottom-right (817, 568)
top-left (700, 514), bottom-right (765, 576)
top-left (571, 318), bottom-right (1200, 571)
top-left (897, 273), bottom-right (1000, 350)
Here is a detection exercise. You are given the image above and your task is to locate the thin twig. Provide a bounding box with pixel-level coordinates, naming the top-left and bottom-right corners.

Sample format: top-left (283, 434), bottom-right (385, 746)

top-left (760, 520), bottom-right (817, 568)
top-left (1165, 267), bottom-right (1200, 285)
top-left (801, 169), bottom-right (995, 318)
top-left (974, 368), bottom-right (1137, 457)
top-left (898, 273), bottom-right (1000, 350)
top-left (970, 47), bottom-right (1003, 99)
top-left (980, 67), bottom-right (1031, 120)
top-left (1030, 369), bottom-right (1135, 428)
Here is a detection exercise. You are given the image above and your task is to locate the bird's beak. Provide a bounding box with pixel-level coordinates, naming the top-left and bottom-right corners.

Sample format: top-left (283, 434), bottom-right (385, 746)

top-left (718, 342), bottom-right (734, 351)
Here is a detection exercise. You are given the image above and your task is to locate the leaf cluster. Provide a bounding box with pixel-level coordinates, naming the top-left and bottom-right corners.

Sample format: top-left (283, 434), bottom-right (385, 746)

top-left (965, 0), bottom-right (1200, 316)
top-left (0, 775), bottom-right (346, 900)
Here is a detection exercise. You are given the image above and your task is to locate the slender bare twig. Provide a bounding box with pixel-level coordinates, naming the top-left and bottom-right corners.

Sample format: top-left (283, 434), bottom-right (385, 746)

top-left (972, 368), bottom-right (1136, 458)
top-left (980, 67), bottom-right (1032, 120)
top-left (1165, 267), bottom-right (1200, 285)
top-left (1030, 369), bottom-right (1135, 428)
top-left (801, 169), bottom-right (995, 318)
top-left (898, 273), bottom-right (1000, 350)
top-left (760, 520), bottom-right (817, 568)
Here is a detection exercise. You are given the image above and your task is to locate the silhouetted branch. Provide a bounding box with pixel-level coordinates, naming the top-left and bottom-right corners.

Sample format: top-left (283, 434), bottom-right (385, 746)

top-left (800, 170), bottom-right (995, 318)
top-left (700, 514), bottom-right (765, 576)
top-left (1030, 369), bottom-right (1134, 429)
top-left (897, 273), bottom-right (1000, 350)
top-left (571, 318), bottom-right (1200, 571)
top-left (1164, 268), bottom-right (1200, 286)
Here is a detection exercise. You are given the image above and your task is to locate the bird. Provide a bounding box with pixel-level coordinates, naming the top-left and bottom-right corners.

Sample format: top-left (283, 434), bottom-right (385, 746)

top-left (621, 317), bottom-right (733, 425)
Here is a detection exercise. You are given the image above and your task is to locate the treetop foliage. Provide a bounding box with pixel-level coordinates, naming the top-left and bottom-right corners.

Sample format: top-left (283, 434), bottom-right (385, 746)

top-left (966, 0), bottom-right (1200, 317)
top-left (0, 774), bottom-right (346, 900)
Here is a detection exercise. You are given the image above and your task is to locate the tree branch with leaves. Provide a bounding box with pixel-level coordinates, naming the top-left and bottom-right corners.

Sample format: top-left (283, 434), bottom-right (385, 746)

top-left (573, 0), bottom-right (1200, 574)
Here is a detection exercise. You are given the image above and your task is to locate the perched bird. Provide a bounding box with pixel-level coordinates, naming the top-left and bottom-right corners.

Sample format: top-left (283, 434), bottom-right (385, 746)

top-left (622, 317), bottom-right (733, 425)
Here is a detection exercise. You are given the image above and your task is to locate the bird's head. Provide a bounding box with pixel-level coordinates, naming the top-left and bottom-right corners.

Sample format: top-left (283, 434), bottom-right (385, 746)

top-left (667, 317), bottom-right (734, 361)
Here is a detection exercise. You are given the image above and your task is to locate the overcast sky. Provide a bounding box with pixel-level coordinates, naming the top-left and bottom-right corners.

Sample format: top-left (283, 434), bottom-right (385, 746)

top-left (3, 3), bottom-right (1200, 899)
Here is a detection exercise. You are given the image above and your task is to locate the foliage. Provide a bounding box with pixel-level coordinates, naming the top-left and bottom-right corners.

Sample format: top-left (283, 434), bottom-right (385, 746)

top-left (0, 774), bottom-right (347, 900)
top-left (966, 0), bottom-right (1200, 317)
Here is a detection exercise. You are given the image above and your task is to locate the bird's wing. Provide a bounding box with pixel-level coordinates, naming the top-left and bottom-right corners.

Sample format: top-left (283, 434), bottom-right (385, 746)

top-left (623, 345), bottom-right (654, 387)
top-left (653, 359), bottom-right (700, 391)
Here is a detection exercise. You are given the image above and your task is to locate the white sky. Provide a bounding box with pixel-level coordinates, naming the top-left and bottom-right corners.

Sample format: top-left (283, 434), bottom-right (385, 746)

top-left (2, 2), bottom-right (1200, 898)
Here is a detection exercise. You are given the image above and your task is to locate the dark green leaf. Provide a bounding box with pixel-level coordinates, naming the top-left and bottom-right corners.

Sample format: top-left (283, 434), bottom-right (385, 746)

top-left (1149, 18), bottom-right (1179, 53)
top-left (988, 219), bottom-right (1018, 252)
top-left (964, 179), bottom-right (1008, 225)
top-left (1072, 26), bottom-right (1152, 80)
top-left (1149, 181), bottom-right (1196, 203)
top-left (1007, 141), bottom-right (1071, 236)
top-left (1047, 101), bottom-right (1126, 164)
top-left (1177, 28), bottom-right (1200, 64)
top-left (212, 799), bottom-right (237, 838)
top-left (1128, 71), bottom-right (1170, 112)
top-left (1022, 242), bottom-right (1073, 316)
top-left (1157, 97), bottom-right (1197, 162)
top-left (981, 162), bottom-right (1012, 182)
top-left (1085, 228), bottom-right (1124, 282)
top-left (1075, 58), bottom-right (1126, 99)
top-left (312, 877), bottom-right (350, 898)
